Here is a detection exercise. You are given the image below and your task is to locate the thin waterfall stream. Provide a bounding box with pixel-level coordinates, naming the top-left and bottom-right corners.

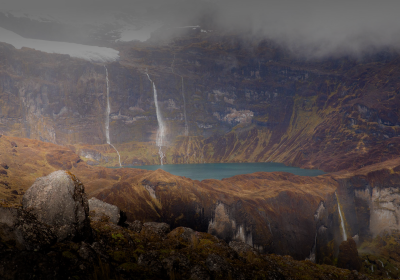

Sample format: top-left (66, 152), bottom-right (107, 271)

top-left (104, 66), bottom-right (122, 167)
top-left (335, 192), bottom-right (347, 241)
top-left (146, 72), bottom-right (166, 165)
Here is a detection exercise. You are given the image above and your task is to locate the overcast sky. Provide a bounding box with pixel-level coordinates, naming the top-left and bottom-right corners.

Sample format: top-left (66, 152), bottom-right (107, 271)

top-left (2, 0), bottom-right (400, 57)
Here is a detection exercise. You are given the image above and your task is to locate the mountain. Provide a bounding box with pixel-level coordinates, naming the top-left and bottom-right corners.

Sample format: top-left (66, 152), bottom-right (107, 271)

top-left (0, 30), bottom-right (399, 172)
top-left (0, 10), bottom-right (400, 276)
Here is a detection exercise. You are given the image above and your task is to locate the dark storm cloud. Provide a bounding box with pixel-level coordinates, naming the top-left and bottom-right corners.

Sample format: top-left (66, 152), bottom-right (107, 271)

top-left (3, 0), bottom-right (400, 57)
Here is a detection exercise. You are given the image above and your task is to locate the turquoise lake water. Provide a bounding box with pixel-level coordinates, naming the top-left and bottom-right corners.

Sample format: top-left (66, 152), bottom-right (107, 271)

top-left (125, 162), bottom-right (325, 181)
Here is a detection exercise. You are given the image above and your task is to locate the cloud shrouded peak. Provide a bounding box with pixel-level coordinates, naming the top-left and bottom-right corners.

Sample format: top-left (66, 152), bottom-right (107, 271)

top-left (2, 0), bottom-right (400, 57)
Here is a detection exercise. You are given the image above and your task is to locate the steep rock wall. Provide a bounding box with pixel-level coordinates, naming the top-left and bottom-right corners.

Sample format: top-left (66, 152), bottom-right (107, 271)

top-left (1, 32), bottom-right (400, 170)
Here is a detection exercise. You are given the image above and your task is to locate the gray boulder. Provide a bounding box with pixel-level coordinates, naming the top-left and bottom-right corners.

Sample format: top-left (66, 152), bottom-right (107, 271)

top-left (141, 222), bottom-right (171, 239)
top-left (167, 227), bottom-right (196, 243)
top-left (0, 207), bottom-right (56, 250)
top-left (88, 197), bottom-right (125, 225)
top-left (22, 170), bottom-right (91, 242)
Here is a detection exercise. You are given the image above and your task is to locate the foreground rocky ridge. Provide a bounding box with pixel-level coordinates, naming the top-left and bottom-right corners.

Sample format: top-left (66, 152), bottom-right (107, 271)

top-left (0, 170), bottom-right (391, 279)
top-left (1, 135), bottom-right (400, 270)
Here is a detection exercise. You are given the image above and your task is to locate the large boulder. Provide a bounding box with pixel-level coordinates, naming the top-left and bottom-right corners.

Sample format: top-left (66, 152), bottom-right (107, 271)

top-left (22, 170), bottom-right (91, 242)
top-left (88, 197), bottom-right (126, 225)
top-left (141, 222), bottom-right (171, 239)
top-left (0, 207), bottom-right (56, 250)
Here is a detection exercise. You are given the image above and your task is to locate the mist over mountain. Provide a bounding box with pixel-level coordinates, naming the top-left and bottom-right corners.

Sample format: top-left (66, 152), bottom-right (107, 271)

top-left (2, 0), bottom-right (400, 58)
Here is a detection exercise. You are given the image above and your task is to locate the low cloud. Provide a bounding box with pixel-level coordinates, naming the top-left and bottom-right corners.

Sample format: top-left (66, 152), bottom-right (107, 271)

top-left (3, 0), bottom-right (400, 58)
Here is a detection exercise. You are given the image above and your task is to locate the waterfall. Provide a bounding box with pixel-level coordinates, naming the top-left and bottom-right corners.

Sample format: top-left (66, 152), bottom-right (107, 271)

top-left (104, 66), bottom-right (122, 167)
top-left (306, 233), bottom-right (317, 263)
top-left (336, 192), bottom-right (347, 241)
top-left (105, 66), bottom-right (111, 144)
top-left (146, 73), bottom-right (166, 165)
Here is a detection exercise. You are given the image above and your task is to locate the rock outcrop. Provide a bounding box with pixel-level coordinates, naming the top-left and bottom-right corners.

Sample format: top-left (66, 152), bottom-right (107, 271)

top-left (337, 237), bottom-right (361, 271)
top-left (0, 207), bottom-right (56, 250)
top-left (89, 197), bottom-right (126, 225)
top-left (22, 170), bottom-right (91, 242)
top-left (0, 170), bottom-right (398, 279)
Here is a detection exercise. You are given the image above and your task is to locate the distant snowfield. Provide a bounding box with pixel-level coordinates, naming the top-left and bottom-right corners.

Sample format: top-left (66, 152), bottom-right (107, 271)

top-left (0, 26), bottom-right (120, 62)
top-left (2, 8), bottom-right (162, 43)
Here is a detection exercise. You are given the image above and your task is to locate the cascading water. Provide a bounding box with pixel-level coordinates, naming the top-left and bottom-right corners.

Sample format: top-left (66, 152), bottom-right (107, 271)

top-left (104, 66), bottom-right (122, 167)
top-left (146, 72), bottom-right (166, 165)
top-left (335, 192), bottom-right (347, 241)
top-left (306, 233), bottom-right (317, 263)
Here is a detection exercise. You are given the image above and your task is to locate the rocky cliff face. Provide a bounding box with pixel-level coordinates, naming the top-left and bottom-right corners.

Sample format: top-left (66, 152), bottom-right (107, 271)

top-left (0, 31), bottom-right (399, 170)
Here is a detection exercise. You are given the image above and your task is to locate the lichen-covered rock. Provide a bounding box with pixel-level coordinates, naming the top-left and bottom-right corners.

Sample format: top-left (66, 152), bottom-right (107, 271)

top-left (161, 252), bottom-right (190, 277)
top-left (22, 170), bottom-right (91, 242)
top-left (141, 222), bottom-right (170, 239)
top-left (0, 207), bottom-right (56, 250)
top-left (126, 220), bottom-right (143, 233)
top-left (138, 250), bottom-right (164, 274)
top-left (167, 227), bottom-right (196, 243)
top-left (205, 253), bottom-right (233, 276)
top-left (78, 242), bottom-right (97, 262)
top-left (88, 197), bottom-right (125, 225)
top-left (229, 240), bottom-right (259, 256)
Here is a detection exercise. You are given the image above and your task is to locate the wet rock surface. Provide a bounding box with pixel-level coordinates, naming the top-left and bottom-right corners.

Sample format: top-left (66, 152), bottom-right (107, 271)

top-left (141, 222), bottom-right (171, 239)
top-left (89, 197), bottom-right (125, 225)
top-left (338, 237), bottom-right (362, 271)
top-left (22, 170), bottom-right (91, 242)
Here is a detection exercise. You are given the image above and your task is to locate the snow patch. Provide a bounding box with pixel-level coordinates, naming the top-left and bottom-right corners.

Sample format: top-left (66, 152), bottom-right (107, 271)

top-left (0, 27), bottom-right (119, 62)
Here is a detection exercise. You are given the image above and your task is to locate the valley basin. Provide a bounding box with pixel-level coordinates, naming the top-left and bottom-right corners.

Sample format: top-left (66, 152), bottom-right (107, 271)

top-left (121, 162), bottom-right (325, 181)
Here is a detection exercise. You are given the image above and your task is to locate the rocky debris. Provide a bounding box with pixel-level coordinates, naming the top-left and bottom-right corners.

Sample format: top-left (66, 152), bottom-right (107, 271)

top-left (0, 211), bottom-right (392, 280)
top-left (189, 265), bottom-right (211, 280)
top-left (10, 141), bottom-right (17, 148)
top-left (167, 226), bottom-right (196, 243)
top-left (0, 170), bottom-right (7, 176)
top-left (0, 207), bottom-right (56, 250)
top-left (161, 252), bottom-right (191, 278)
top-left (89, 197), bottom-right (126, 225)
top-left (137, 250), bottom-right (164, 274)
top-left (338, 237), bottom-right (362, 271)
top-left (126, 220), bottom-right (143, 233)
top-left (229, 240), bottom-right (259, 256)
top-left (22, 170), bottom-right (91, 242)
top-left (141, 222), bottom-right (170, 239)
top-left (206, 253), bottom-right (233, 276)
top-left (0, 163), bottom-right (8, 169)
top-left (78, 242), bottom-right (97, 262)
